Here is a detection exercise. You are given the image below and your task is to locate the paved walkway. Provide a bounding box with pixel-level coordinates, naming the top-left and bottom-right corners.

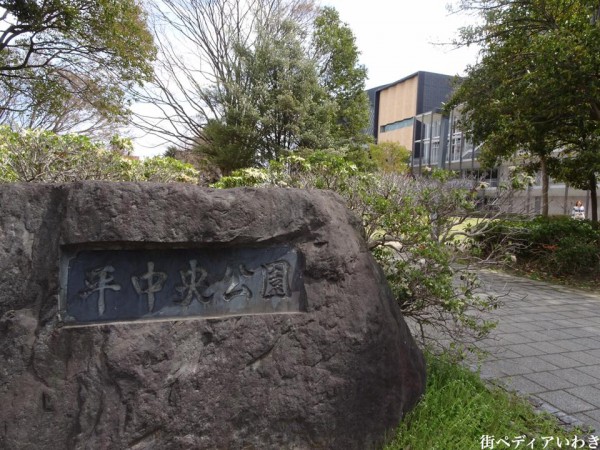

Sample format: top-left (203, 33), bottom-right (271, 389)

top-left (472, 271), bottom-right (600, 433)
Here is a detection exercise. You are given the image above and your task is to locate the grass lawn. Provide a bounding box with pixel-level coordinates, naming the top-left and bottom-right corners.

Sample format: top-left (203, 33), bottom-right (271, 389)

top-left (383, 352), bottom-right (587, 450)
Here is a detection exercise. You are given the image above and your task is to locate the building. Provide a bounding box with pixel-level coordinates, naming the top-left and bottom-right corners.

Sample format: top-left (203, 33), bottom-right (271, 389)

top-left (367, 71), bottom-right (455, 151)
top-left (368, 71), bottom-right (594, 218)
top-left (412, 107), bottom-right (497, 183)
top-left (412, 107), bottom-right (594, 216)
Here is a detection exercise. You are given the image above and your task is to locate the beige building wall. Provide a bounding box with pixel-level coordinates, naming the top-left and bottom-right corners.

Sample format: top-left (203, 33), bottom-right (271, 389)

top-left (376, 76), bottom-right (419, 149)
top-left (378, 76), bottom-right (419, 125)
top-left (377, 127), bottom-right (414, 148)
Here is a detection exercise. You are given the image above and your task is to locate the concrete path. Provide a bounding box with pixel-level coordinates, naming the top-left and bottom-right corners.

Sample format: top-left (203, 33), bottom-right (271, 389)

top-left (472, 270), bottom-right (600, 433)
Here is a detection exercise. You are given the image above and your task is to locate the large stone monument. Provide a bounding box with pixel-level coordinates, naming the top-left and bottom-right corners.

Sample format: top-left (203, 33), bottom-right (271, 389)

top-left (0, 182), bottom-right (426, 449)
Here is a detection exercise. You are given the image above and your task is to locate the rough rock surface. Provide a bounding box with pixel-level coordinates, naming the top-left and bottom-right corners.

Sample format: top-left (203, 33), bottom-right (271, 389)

top-left (0, 182), bottom-right (426, 450)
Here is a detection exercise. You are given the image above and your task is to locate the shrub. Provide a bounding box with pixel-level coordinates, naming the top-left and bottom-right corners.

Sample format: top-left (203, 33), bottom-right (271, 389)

top-left (131, 156), bottom-right (200, 184)
top-left (551, 236), bottom-right (600, 276)
top-left (214, 151), bottom-right (500, 351)
top-left (476, 216), bottom-right (600, 278)
top-left (368, 142), bottom-right (410, 173)
top-left (0, 127), bottom-right (200, 184)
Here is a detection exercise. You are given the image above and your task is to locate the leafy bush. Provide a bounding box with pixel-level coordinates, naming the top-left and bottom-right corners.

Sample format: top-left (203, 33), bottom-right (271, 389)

top-left (215, 151), bottom-right (500, 350)
top-left (368, 142), bottom-right (410, 173)
top-left (477, 216), bottom-right (600, 277)
top-left (131, 156), bottom-right (200, 184)
top-left (528, 216), bottom-right (599, 245)
top-left (0, 127), bottom-right (199, 184)
top-left (552, 236), bottom-right (600, 276)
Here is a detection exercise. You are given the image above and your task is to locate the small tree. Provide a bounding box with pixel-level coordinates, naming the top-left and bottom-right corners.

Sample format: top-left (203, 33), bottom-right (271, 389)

top-left (368, 142), bottom-right (410, 173)
top-left (197, 19), bottom-right (335, 173)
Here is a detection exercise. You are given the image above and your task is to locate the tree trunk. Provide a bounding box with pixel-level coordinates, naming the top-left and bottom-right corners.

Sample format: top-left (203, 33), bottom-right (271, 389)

top-left (590, 173), bottom-right (598, 223)
top-left (540, 155), bottom-right (549, 217)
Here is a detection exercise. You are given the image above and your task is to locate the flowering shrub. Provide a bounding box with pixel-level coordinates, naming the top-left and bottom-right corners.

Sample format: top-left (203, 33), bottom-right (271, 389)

top-left (0, 127), bottom-right (199, 183)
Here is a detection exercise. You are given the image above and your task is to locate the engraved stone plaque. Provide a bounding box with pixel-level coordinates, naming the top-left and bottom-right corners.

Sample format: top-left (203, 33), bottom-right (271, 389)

top-left (59, 246), bottom-right (305, 325)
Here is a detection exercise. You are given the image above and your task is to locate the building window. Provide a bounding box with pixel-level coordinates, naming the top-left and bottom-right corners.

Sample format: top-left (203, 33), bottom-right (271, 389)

top-left (432, 120), bottom-right (441, 138)
top-left (451, 134), bottom-right (462, 162)
top-left (431, 140), bottom-right (440, 163)
top-left (380, 118), bottom-right (414, 133)
top-left (413, 142), bottom-right (422, 159)
top-left (462, 169), bottom-right (499, 188)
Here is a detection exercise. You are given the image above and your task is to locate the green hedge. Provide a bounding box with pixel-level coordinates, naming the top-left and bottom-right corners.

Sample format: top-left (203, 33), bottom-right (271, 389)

top-left (478, 216), bottom-right (600, 277)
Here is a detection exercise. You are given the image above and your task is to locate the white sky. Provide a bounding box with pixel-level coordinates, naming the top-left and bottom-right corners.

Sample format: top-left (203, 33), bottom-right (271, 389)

top-left (132, 0), bottom-right (481, 157)
top-left (322, 0), bottom-right (480, 89)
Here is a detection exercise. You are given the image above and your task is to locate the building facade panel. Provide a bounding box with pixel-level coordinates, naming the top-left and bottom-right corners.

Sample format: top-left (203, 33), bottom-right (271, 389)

top-left (418, 72), bottom-right (454, 114)
top-left (378, 126), bottom-right (414, 147)
top-left (377, 75), bottom-right (419, 129)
